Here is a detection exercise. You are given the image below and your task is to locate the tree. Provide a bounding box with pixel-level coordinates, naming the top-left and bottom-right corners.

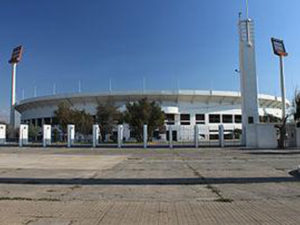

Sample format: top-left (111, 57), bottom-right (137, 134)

top-left (73, 110), bottom-right (94, 135)
top-left (123, 98), bottom-right (165, 142)
top-left (53, 102), bottom-right (74, 134)
top-left (294, 91), bottom-right (300, 126)
top-left (29, 125), bottom-right (40, 142)
top-left (54, 102), bottom-right (94, 138)
top-left (96, 101), bottom-right (122, 141)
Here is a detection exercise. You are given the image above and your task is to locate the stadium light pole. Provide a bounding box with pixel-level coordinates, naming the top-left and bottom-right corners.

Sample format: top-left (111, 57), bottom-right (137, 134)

top-left (271, 38), bottom-right (288, 120)
top-left (9, 46), bottom-right (24, 128)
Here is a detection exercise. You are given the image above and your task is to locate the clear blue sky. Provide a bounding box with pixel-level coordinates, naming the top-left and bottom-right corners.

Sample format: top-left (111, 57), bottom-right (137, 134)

top-left (1, 0), bottom-right (300, 118)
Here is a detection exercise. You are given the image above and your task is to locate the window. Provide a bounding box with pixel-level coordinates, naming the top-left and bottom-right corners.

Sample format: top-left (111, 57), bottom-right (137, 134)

top-left (165, 114), bottom-right (175, 125)
top-left (180, 114), bottom-right (190, 125)
top-left (222, 115), bottom-right (233, 123)
top-left (234, 115), bottom-right (242, 123)
top-left (248, 117), bottom-right (254, 124)
top-left (37, 118), bottom-right (42, 127)
top-left (209, 114), bottom-right (220, 123)
top-left (196, 114), bottom-right (205, 124)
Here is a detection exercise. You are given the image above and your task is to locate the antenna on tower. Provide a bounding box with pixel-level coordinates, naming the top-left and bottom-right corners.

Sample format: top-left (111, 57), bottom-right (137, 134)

top-left (53, 83), bottom-right (56, 95)
top-left (78, 80), bottom-right (81, 93)
top-left (246, 0), bottom-right (249, 18)
top-left (109, 78), bottom-right (112, 93)
top-left (34, 86), bottom-right (37, 97)
top-left (142, 77), bottom-right (146, 93)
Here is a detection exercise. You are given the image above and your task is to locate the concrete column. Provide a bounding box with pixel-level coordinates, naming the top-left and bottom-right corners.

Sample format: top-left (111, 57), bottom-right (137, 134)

top-left (219, 124), bottom-right (224, 148)
top-left (204, 114), bottom-right (209, 125)
top-left (93, 125), bottom-right (100, 148)
top-left (190, 113), bottom-right (196, 126)
top-left (117, 125), bottom-right (123, 148)
top-left (43, 125), bottom-right (51, 147)
top-left (174, 114), bottom-right (180, 126)
top-left (143, 124), bottom-right (148, 149)
top-left (0, 124), bottom-right (6, 144)
top-left (169, 125), bottom-right (173, 149)
top-left (194, 125), bottom-right (199, 148)
top-left (19, 124), bottom-right (29, 147)
top-left (67, 125), bottom-right (75, 148)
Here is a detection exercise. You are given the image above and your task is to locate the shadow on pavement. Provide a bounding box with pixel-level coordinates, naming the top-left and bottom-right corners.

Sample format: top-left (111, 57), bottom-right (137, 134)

top-left (0, 176), bottom-right (298, 185)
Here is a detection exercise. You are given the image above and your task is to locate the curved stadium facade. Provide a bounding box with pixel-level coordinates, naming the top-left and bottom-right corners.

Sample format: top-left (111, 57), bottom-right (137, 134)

top-left (15, 90), bottom-right (285, 142)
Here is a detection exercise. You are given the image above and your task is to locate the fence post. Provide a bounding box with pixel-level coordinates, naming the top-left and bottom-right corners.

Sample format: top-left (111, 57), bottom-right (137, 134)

top-left (0, 124), bottom-right (6, 144)
top-left (67, 125), bottom-right (75, 148)
top-left (118, 125), bottom-right (123, 148)
top-left (43, 125), bottom-right (51, 148)
top-left (143, 124), bottom-right (148, 149)
top-left (219, 124), bottom-right (224, 148)
top-left (93, 125), bottom-right (100, 148)
top-left (169, 125), bottom-right (173, 149)
top-left (194, 125), bottom-right (199, 148)
top-left (19, 124), bottom-right (28, 147)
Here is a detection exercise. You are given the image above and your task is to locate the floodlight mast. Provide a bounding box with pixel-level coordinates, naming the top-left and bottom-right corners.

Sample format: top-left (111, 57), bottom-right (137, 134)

top-left (9, 46), bottom-right (23, 128)
top-left (279, 56), bottom-right (286, 120)
top-left (271, 38), bottom-right (288, 121)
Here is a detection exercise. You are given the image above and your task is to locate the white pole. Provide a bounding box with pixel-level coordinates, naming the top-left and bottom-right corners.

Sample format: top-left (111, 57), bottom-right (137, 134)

top-left (93, 125), bottom-right (100, 148)
top-left (219, 125), bottom-right (225, 148)
top-left (142, 77), bottom-right (146, 93)
top-left (53, 83), bottom-right (56, 95)
top-left (194, 125), bottom-right (199, 148)
top-left (109, 78), bottom-right (112, 93)
top-left (10, 63), bottom-right (17, 127)
top-left (143, 124), bottom-right (148, 149)
top-left (34, 86), bottom-right (37, 97)
top-left (118, 125), bottom-right (123, 148)
top-left (169, 126), bottom-right (173, 149)
top-left (246, 0), bottom-right (249, 18)
top-left (78, 80), bottom-right (81, 93)
top-left (279, 55), bottom-right (286, 121)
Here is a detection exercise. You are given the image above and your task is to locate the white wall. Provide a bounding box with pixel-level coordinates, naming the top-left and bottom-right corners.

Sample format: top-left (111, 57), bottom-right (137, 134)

top-left (296, 128), bottom-right (300, 147)
top-left (247, 124), bottom-right (277, 149)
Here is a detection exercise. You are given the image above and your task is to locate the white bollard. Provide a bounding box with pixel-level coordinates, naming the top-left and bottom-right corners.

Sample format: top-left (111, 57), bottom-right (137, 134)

top-left (143, 124), bottom-right (148, 149)
top-left (19, 124), bottom-right (29, 147)
top-left (117, 125), bottom-right (123, 148)
top-left (0, 124), bottom-right (6, 144)
top-left (67, 125), bottom-right (75, 148)
top-left (169, 125), bottom-right (173, 149)
top-left (93, 125), bottom-right (100, 148)
top-left (194, 125), bottom-right (199, 148)
top-left (43, 125), bottom-right (51, 148)
top-left (219, 124), bottom-right (224, 148)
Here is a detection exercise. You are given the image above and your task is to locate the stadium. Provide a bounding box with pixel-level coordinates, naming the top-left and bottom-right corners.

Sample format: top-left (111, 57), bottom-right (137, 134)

top-left (15, 90), bottom-right (285, 142)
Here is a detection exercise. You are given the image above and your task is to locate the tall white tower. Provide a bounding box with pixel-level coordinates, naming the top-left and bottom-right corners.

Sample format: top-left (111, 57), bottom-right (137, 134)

top-left (238, 8), bottom-right (259, 145)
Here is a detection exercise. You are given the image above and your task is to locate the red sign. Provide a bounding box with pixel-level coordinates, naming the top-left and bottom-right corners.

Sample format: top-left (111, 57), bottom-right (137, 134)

top-left (9, 45), bottom-right (23, 64)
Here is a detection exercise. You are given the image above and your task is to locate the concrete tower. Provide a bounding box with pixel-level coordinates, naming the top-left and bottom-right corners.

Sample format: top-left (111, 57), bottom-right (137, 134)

top-left (238, 9), bottom-right (259, 145)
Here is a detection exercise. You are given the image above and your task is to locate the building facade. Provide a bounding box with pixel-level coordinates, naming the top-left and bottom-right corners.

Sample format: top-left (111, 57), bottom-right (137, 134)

top-left (15, 90), bottom-right (285, 142)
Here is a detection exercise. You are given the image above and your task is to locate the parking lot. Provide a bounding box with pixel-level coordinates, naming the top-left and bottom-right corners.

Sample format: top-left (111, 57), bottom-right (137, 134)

top-left (0, 147), bottom-right (299, 224)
